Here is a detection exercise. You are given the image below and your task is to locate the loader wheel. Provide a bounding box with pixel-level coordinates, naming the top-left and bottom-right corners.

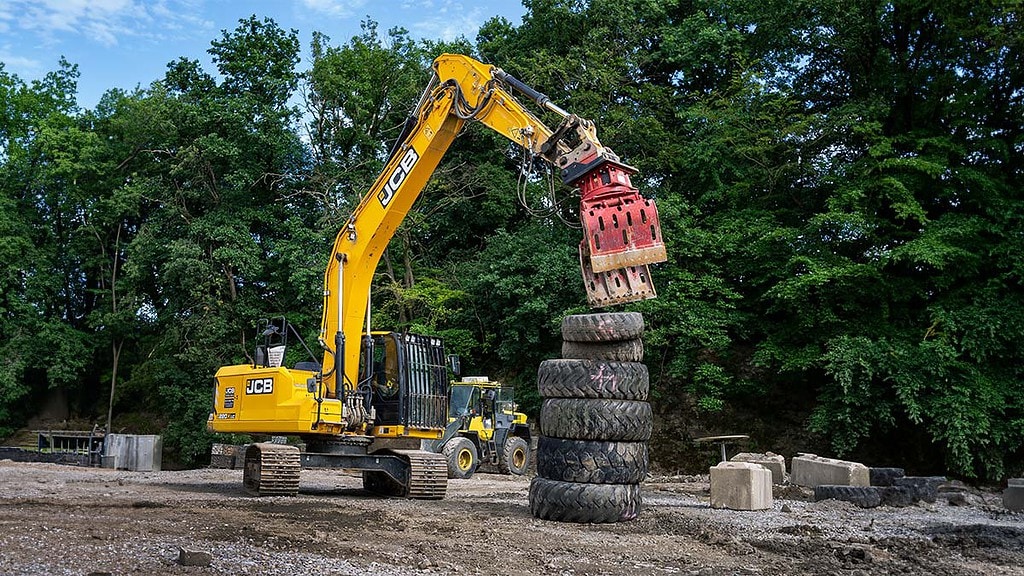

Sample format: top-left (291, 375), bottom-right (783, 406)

top-left (561, 312), bottom-right (644, 343)
top-left (536, 437), bottom-right (648, 484)
top-left (537, 359), bottom-right (649, 400)
top-left (539, 398), bottom-right (652, 441)
top-left (499, 436), bottom-right (530, 476)
top-left (561, 338), bottom-right (644, 362)
top-left (443, 437), bottom-right (478, 479)
top-left (529, 477), bottom-right (641, 523)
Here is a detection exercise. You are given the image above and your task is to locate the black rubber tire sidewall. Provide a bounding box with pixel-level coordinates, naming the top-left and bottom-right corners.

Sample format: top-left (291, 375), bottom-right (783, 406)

top-left (499, 436), bottom-right (530, 475)
top-left (561, 339), bottom-right (644, 362)
top-left (528, 477), bottom-right (642, 523)
top-left (539, 398), bottom-right (652, 441)
top-left (537, 359), bottom-right (649, 400)
top-left (442, 437), bottom-right (478, 479)
top-left (561, 312), bottom-right (644, 343)
top-left (536, 437), bottom-right (648, 484)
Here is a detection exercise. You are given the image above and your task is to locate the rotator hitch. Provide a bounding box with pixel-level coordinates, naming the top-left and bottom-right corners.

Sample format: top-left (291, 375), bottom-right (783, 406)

top-left (493, 67), bottom-right (667, 306)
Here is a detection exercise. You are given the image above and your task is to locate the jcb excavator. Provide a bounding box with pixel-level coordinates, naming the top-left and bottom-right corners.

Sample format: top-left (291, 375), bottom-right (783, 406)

top-left (207, 54), bottom-right (666, 499)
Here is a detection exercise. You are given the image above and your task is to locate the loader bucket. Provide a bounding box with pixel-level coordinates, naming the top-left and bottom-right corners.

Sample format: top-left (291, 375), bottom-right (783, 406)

top-left (579, 240), bottom-right (657, 307)
top-left (576, 161), bottom-right (667, 273)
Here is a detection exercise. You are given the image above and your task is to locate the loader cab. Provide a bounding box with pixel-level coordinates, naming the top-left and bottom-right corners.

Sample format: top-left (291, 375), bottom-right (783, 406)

top-left (359, 332), bottom-right (449, 431)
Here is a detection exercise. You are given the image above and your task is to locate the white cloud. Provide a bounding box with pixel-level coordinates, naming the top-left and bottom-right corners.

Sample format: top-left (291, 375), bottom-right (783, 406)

top-left (299, 0), bottom-right (369, 19)
top-left (407, 2), bottom-right (490, 42)
top-left (0, 45), bottom-right (44, 77)
top-left (5, 0), bottom-right (206, 47)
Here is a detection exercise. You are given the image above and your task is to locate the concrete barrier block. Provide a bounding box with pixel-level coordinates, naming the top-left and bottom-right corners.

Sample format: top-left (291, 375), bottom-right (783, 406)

top-left (710, 462), bottom-right (773, 511)
top-left (1003, 484), bottom-right (1024, 511)
top-left (730, 452), bottom-right (786, 484)
top-left (791, 454), bottom-right (869, 488)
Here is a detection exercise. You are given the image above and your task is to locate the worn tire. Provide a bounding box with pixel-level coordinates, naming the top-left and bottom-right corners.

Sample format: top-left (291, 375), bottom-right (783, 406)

top-left (442, 437), bottom-right (478, 479)
top-left (813, 485), bottom-right (882, 508)
top-left (561, 339), bottom-right (644, 362)
top-left (536, 437), bottom-right (648, 484)
top-left (529, 477), bottom-right (641, 523)
top-left (499, 436), bottom-right (530, 475)
top-left (561, 312), bottom-right (644, 343)
top-left (539, 398), bottom-right (652, 441)
top-left (537, 359), bottom-right (648, 400)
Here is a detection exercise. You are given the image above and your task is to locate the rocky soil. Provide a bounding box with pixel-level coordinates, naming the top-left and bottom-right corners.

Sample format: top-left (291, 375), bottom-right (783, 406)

top-left (0, 460), bottom-right (1022, 576)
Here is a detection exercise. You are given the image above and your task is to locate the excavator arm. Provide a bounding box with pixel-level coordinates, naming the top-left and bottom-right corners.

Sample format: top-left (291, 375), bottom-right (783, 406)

top-left (318, 54), bottom-right (667, 417)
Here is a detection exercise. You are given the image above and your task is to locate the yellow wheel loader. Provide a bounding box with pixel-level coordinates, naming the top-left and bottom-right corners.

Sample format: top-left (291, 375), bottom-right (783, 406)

top-left (207, 54), bottom-right (666, 499)
top-left (425, 377), bottom-right (531, 479)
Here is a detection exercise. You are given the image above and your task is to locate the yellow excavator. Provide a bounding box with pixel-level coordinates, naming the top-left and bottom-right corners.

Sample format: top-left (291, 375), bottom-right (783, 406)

top-left (207, 54), bottom-right (666, 499)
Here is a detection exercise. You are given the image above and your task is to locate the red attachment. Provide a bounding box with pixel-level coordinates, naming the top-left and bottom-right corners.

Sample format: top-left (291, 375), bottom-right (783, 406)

top-left (577, 161), bottom-right (667, 273)
top-left (579, 241), bottom-right (657, 307)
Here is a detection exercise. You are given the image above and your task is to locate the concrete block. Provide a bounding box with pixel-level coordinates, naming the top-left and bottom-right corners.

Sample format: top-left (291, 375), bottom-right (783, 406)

top-left (103, 434), bottom-right (162, 472)
top-left (730, 452), bottom-right (786, 484)
top-left (791, 453), bottom-right (869, 488)
top-left (1008, 478), bottom-right (1024, 487)
top-left (710, 461), bottom-right (773, 511)
top-left (1003, 484), bottom-right (1024, 511)
top-left (869, 467), bottom-right (905, 487)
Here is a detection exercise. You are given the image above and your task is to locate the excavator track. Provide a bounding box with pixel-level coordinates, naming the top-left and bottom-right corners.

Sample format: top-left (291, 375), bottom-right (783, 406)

top-left (395, 449), bottom-right (448, 500)
top-left (243, 443), bottom-right (300, 496)
top-left (362, 449), bottom-right (447, 499)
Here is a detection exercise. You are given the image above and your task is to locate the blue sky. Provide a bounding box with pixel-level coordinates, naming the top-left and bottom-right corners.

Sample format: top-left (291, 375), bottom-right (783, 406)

top-left (0, 0), bottom-right (527, 109)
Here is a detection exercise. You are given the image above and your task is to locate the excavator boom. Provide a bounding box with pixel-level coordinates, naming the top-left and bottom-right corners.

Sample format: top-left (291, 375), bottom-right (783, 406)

top-left (320, 54), bottom-right (667, 406)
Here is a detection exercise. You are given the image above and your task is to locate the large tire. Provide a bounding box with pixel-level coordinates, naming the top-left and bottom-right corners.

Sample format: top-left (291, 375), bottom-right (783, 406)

top-left (561, 312), bottom-right (644, 343)
top-left (442, 437), bottom-right (478, 479)
top-left (813, 485), bottom-right (882, 508)
top-left (499, 436), bottom-right (530, 475)
top-left (537, 359), bottom-right (649, 400)
top-left (536, 437), bottom-right (648, 484)
top-left (561, 339), bottom-right (644, 362)
top-left (529, 477), bottom-right (641, 523)
top-left (539, 398), bottom-right (652, 441)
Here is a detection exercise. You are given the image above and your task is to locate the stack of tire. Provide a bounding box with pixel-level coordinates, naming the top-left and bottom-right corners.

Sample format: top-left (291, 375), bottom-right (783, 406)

top-left (528, 312), bottom-right (650, 523)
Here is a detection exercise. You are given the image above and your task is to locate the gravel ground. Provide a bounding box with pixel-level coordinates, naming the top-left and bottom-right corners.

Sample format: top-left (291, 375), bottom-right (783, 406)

top-left (0, 460), bottom-right (1022, 575)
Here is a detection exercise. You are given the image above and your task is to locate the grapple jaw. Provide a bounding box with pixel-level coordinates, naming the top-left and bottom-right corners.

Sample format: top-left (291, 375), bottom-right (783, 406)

top-left (572, 159), bottom-right (667, 307)
top-left (579, 241), bottom-right (657, 307)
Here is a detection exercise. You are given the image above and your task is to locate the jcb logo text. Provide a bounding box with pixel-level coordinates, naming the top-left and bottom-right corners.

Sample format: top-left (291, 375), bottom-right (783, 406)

top-left (378, 148), bottom-right (419, 208)
top-left (246, 378), bottom-right (274, 395)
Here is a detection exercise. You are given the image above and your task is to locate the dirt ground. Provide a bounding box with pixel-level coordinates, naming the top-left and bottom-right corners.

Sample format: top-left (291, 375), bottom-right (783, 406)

top-left (0, 460), bottom-right (1022, 576)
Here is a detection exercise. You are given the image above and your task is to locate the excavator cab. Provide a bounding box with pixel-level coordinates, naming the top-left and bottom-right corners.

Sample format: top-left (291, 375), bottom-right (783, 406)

top-left (358, 332), bottom-right (449, 433)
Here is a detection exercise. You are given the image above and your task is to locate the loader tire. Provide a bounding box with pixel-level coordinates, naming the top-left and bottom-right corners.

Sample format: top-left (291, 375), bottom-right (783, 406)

top-left (537, 359), bottom-right (648, 400)
top-left (561, 339), bottom-right (644, 362)
top-left (529, 477), bottom-right (641, 523)
top-left (442, 437), bottom-right (478, 479)
top-left (539, 398), bottom-right (652, 441)
top-left (499, 436), bottom-right (530, 476)
top-left (536, 437), bottom-right (648, 484)
top-left (561, 312), bottom-right (644, 343)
